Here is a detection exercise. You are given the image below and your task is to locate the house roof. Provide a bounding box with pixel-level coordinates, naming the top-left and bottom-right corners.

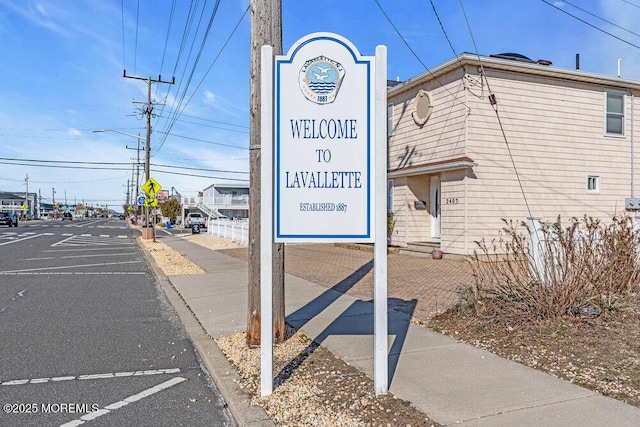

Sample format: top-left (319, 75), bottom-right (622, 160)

top-left (202, 182), bottom-right (249, 192)
top-left (388, 157), bottom-right (478, 178)
top-left (0, 191), bottom-right (27, 201)
top-left (388, 52), bottom-right (640, 96)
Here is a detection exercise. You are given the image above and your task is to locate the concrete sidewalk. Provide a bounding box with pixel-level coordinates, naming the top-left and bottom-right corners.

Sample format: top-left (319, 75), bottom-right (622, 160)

top-left (157, 235), bottom-right (640, 426)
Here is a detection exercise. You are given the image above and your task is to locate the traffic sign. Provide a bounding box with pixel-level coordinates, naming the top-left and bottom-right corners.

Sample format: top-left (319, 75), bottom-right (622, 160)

top-left (144, 197), bottom-right (158, 207)
top-left (21, 203), bottom-right (28, 211)
top-left (137, 196), bottom-right (145, 206)
top-left (141, 178), bottom-right (162, 197)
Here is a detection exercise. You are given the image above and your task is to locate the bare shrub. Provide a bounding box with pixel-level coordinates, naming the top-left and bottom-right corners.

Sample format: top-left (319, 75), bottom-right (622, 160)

top-left (464, 215), bottom-right (640, 323)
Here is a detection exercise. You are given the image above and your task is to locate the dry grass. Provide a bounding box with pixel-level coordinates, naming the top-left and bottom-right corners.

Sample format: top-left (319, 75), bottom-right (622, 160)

top-left (430, 214), bottom-right (640, 407)
top-left (465, 215), bottom-right (640, 322)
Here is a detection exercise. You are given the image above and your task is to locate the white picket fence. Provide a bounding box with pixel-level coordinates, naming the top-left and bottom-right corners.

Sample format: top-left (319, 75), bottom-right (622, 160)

top-left (207, 219), bottom-right (249, 244)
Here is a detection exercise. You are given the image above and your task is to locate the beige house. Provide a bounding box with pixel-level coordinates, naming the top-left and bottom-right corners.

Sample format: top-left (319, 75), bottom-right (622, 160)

top-left (387, 53), bottom-right (640, 256)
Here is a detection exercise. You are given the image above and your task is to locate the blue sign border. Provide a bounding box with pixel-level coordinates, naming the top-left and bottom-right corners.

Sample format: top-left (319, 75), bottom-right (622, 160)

top-left (274, 34), bottom-right (373, 240)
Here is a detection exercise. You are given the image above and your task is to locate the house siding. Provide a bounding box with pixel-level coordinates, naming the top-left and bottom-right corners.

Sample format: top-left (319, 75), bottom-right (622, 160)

top-left (387, 54), bottom-right (640, 256)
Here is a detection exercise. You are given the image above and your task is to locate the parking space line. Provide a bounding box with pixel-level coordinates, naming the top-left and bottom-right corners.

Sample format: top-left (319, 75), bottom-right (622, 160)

top-left (0, 260), bottom-right (141, 274)
top-left (60, 377), bottom-right (186, 426)
top-left (1, 368), bottom-right (182, 386)
top-left (0, 233), bottom-right (43, 246)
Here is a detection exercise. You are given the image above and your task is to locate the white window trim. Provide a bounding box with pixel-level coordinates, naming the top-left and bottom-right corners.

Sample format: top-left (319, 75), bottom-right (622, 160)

top-left (604, 90), bottom-right (626, 138)
top-left (586, 174), bottom-right (601, 193)
top-left (387, 103), bottom-right (394, 137)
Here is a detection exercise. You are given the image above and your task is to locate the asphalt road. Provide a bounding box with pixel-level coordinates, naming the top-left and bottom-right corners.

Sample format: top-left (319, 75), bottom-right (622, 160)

top-left (0, 218), bottom-right (235, 426)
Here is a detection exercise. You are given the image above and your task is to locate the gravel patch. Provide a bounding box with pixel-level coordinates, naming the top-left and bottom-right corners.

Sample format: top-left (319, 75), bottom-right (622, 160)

top-left (142, 233), bottom-right (440, 426)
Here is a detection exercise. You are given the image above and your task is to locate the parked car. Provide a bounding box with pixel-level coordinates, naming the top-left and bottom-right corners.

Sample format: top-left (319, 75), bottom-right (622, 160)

top-left (184, 212), bottom-right (207, 229)
top-left (0, 211), bottom-right (18, 227)
top-left (62, 212), bottom-right (73, 220)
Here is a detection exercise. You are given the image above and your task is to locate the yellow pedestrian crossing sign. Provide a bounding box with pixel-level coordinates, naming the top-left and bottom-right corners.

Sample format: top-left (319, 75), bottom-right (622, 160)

top-left (144, 197), bottom-right (158, 207)
top-left (21, 203), bottom-right (28, 211)
top-left (141, 178), bottom-right (162, 197)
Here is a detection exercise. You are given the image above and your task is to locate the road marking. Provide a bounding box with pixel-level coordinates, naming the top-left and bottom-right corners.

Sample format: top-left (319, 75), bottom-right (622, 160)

top-left (0, 233), bottom-right (43, 246)
top-left (0, 368), bottom-right (182, 386)
top-left (0, 272), bottom-right (147, 275)
top-left (23, 252), bottom-right (137, 261)
top-left (0, 288), bottom-right (28, 313)
top-left (0, 260), bottom-right (141, 274)
top-left (43, 247), bottom-right (134, 253)
top-left (52, 234), bottom-right (76, 247)
top-left (51, 234), bottom-right (135, 247)
top-left (60, 377), bottom-right (186, 426)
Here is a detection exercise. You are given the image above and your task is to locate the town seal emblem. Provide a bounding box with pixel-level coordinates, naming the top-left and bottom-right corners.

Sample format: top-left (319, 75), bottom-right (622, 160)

top-left (299, 56), bottom-right (345, 105)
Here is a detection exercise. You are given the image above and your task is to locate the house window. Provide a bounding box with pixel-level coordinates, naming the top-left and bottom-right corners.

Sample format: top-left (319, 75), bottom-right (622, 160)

top-left (587, 175), bottom-right (600, 193)
top-left (387, 180), bottom-right (394, 213)
top-left (605, 91), bottom-right (625, 136)
top-left (387, 103), bottom-right (394, 137)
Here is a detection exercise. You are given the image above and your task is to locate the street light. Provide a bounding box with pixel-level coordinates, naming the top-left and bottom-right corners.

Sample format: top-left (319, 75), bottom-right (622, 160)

top-left (92, 129), bottom-right (148, 181)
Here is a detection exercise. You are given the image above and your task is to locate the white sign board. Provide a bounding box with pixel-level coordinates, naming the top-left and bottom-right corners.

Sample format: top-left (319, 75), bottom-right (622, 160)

top-left (261, 33), bottom-right (388, 397)
top-left (274, 33), bottom-right (375, 242)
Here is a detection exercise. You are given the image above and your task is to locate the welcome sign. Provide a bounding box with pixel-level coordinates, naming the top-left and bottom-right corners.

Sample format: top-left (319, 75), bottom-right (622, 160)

top-left (261, 33), bottom-right (388, 397)
top-left (274, 33), bottom-right (375, 242)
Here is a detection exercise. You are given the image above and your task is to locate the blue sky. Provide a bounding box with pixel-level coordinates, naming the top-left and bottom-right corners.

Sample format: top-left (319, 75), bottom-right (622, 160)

top-left (1, 0), bottom-right (639, 210)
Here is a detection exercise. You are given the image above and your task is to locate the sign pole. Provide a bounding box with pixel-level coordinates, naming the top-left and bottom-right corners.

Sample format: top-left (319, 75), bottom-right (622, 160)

top-left (260, 44), bottom-right (274, 396)
top-left (373, 44), bottom-right (388, 395)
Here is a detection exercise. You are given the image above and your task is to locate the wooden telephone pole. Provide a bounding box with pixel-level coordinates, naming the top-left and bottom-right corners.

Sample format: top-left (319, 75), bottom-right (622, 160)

top-left (247, 0), bottom-right (285, 346)
top-left (123, 71), bottom-right (174, 234)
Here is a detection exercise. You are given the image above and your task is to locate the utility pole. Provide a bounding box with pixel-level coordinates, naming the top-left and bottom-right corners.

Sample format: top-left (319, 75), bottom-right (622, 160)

top-left (247, 0), bottom-right (285, 346)
top-left (124, 71), bottom-right (174, 232)
top-left (24, 174), bottom-right (29, 218)
top-left (126, 179), bottom-right (131, 208)
top-left (52, 188), bottom-right (56, 219)
top-left (126, 133), bottom-right (143, 216)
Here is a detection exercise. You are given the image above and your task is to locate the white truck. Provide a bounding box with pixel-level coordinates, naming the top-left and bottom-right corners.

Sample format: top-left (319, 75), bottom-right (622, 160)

top-left (184, 212), bottom-right (207, 229)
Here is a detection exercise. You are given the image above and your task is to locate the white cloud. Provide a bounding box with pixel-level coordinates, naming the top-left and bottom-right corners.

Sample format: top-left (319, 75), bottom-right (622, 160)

top-left (67, 128), bottom-right (81, 136)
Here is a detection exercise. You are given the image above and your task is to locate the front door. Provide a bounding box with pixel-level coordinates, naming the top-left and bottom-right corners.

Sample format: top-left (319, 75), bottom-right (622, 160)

top-left (430, 176), bottom-right (441, 240)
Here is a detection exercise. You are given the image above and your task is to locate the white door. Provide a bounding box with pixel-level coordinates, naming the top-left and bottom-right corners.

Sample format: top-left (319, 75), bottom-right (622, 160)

top-left (430, 176), bottom-right (441, 240)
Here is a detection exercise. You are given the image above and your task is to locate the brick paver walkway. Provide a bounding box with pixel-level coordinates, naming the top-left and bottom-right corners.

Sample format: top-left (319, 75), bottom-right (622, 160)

top-left (220, 244), bottom-right (474, 321)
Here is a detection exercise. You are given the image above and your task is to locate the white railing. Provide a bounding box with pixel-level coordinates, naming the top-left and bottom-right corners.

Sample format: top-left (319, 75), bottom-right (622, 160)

top-left (207, 219), bottom-right (249, 244)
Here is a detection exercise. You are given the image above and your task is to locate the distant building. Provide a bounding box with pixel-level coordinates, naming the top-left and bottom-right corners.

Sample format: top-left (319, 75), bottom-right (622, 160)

top-left (0, 191), bottom-right (39, 218)
top-left (387, 52), bottom-right (640, 256)
top-left (181, 182), bottom-right (249, 221)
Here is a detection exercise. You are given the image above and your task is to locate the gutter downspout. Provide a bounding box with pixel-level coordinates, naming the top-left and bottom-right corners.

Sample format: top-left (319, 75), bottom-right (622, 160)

top-left (631, 91), bottom-right (635, 198)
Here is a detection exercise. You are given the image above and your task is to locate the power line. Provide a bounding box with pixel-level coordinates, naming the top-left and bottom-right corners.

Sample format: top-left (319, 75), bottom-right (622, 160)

top-left (0, 156), bottom-right (248, 175)
top-left (155, 4), bottom-right (250, 155)
top-left (134, 0), bottom-right (140, 73)
top-left (120, 0), bottom-right (126, 70)
top-left (428, 0), bottom-right (464, 68)
top-left (562, 0), bottom-right (640, 39)
top-left (619, 0), bottom-right (640, 10)
top-left (157, 0), bottom-right (178, 97)
top-left (0, 157), bottom-right (134, 166)
top-left (459, 0), bottom-right (534, 219)
top-left (373, 0), bottom-right (469, 108)
top-left (156, 131), bottom-right (247, 149)
top-left (541, 0), bottom-right (640, 50)
top-left (151, 162), bottom-right (248, 174)
top-left (155, 0), bottom-right (225, 154)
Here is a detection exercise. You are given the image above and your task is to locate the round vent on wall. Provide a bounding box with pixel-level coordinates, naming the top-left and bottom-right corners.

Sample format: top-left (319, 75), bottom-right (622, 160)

top-left (412, 89), bottom-right (433, 126)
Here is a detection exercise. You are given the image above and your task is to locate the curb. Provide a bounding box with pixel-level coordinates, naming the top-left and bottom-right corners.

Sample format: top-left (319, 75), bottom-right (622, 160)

top-left (137, 237), bottom-right (275, 427)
